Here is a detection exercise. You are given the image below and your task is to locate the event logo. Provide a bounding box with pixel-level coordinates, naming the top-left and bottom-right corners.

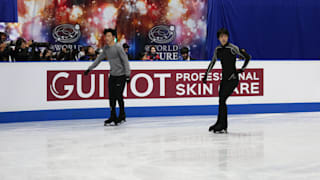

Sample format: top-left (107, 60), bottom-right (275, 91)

top-left (52, 24), bottom-right (81, 43)
top-left (147, 25), bottom-right (178, 60)
top-left (148, 25), bottom-right (176, 44)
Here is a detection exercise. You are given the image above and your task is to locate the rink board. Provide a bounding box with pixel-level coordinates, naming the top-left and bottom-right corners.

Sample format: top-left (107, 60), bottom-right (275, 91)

top-left (0, 60), bottom-right (319, 123)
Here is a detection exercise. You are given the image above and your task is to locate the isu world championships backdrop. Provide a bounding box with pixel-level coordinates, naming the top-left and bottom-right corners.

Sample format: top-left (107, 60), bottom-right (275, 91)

top-left (0, 0), bottom-right (208, 60)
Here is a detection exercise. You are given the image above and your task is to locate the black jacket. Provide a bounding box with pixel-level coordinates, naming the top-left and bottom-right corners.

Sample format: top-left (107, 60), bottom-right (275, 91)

top-left (206, 42), bottom-right (251, 80)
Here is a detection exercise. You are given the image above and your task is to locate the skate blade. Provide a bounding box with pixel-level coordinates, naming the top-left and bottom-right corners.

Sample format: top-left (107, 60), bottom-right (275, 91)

top-left (213, 129), bottom-right (228, 134)
top-left (104, 121), bottom-right (114, 126)
top-left (104, 120), bottom-right (123, 126)
top-left (104, 123), bottom-right (119, 126)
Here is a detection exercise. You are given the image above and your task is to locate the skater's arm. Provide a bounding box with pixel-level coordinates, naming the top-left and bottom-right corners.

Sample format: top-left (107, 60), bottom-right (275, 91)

top-left (234, 46), bottom-right (251, 72)
top-left (87, 49), bottom-right (106, 71)
top-left (203, 48), bottom-right (218, 83)
top-left (205, 48), bottom-right (218, 75)
top-left (117, 45), bottom-right (131, 77)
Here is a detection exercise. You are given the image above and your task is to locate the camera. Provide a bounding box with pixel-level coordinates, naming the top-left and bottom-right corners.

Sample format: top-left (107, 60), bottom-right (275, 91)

top-left (2, 39), bottom-right (50, 48)
top-left (30, 42), bottom-right (50, 47)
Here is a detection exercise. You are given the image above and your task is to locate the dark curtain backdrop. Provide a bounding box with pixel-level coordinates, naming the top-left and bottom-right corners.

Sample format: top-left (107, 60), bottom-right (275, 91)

top-left (207, 0), bottom-right (320, 60)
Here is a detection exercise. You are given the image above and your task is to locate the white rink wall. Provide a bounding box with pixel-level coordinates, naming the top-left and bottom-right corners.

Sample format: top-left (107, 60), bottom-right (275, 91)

top-left (0, 60), bottom-right (319, 122)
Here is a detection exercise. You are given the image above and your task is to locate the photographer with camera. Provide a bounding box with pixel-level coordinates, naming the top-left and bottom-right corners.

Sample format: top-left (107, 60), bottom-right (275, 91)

top-left (10, 37), bottom-right (49, 61)
top-left (42, 48), bottom-right (54, 61)
top-left (0, 32), bottom-right (13, 61)
top-left (0, 43), bottom-right (12, 61)
top-left (13, 38), bottom-right (32, 61)
top-left (57, 47), bottom-right (73, 61)
top-left (0, 32), bottom-right (7, 43)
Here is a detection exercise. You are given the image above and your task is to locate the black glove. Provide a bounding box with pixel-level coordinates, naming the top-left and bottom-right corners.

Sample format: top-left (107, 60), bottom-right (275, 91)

top-left (84, 69), bottom-right (90, 76)
top-left (202, 73), bottom-right (208, 84)
top-left (125, 76), bottom-right (131, 83)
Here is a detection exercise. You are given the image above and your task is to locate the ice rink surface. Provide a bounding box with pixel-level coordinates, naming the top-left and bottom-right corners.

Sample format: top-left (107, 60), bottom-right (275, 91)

top-left (0, 112), bottom-right (320, 180)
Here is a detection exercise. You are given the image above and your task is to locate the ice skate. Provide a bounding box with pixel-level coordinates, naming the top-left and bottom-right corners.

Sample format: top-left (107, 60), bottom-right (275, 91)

top-left (104, 112), bottom-right (120, 126)
top-left (118, 111), bottom-right (126, 123)
top-left (209, 124), bottom-right (228, 134)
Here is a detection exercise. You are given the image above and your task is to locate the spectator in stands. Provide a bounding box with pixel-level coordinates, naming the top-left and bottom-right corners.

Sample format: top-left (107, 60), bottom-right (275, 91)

top-left (146, 46), bottom-right (160, 61)
top-left (72, 49), bottom-right (80, 61)
top-left (0, 43), bottom-right (12, 61)
top-left (77, 47), bottom-right (85, 60)
top-left (14, 38), bottom-right (32, 61)
top-left (57, 47), bottom-right (72, 61)
top-left (30, 45), bottom-right (42, 61)
top-left (80, 46), bottom-right (97, 60)
top-left (122, 43), bottom-right (133, 60)
top-left (0, 32), bottom-right (8, 44)
top-left (0, 32), bottom-right (13, 61)
top-left (42, 49), bottom-right (54, 61)
top-left (180, 46), bottom-right (195, 61)
top-left (0, 43), bottom-right (13, 62)
top-left (137, 51), bottom-right (148, 60)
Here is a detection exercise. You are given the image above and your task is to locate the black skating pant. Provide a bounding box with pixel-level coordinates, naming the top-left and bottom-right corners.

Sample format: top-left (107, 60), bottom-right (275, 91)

top-left (215, 78), bottom-right (239, 129)
top-left (108, 75), bottom-right (126, 114)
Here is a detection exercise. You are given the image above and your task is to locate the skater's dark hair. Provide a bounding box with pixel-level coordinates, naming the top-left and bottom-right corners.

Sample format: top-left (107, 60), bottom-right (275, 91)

top-left (103, 28), bottom-right (117, 37)
top-left (217, 28), bottom-right (229, 38)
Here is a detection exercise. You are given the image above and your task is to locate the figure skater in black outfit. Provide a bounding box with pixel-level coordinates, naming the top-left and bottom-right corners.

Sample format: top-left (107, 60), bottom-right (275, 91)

top-left (203, 28), bottom-right (251, 133)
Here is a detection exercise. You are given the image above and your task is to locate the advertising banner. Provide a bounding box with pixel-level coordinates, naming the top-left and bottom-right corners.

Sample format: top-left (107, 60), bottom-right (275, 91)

top-left (47, 69), bottom-right (263, 101)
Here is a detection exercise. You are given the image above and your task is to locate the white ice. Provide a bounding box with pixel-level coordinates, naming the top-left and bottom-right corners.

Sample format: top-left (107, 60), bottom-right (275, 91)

top-left (0, 112), bottom-right (320, 180)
